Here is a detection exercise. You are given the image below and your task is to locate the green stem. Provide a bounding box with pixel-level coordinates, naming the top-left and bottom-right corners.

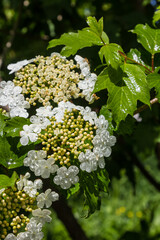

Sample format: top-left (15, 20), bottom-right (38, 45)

top-left (118, 51), bottom-right (152, 74)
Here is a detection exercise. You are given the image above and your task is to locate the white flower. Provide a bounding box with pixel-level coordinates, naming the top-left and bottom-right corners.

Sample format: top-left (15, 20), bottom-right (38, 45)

top-left (134, 113), bottom-right (142, 122)
top-left (95, 115), bottom-right (108, 129)
top-left (10, 106), bottom-right (29, 118)
top-left (32, 209), bottom-right (52, 224)
top-left (30, 115), bottom-right (51, 130)
top-left (78, 73), bottom-right (97, 103)
top-left (17, 232), bottom-right (30, 240)
top-left (24, 179), bottom-right (42, 197)
top-left (0, 80), bottom-right (30, 118)
top-left (20, 125), bottom-right (38, 146)
top-left (36, 106), bottom-right (54, 118)
top-left (74, 55), bottom-right (90, 77)
top-left (34, 158), bottom-right (58, 178)
top-left (36, 189), bottom-right (59, 208)
top-left (25, 218), bottom-right (44, 240)
top-left (80, 106), bottom-right (97, 124)
top-left (53, 165), bottom-right (79, 189)
top-left (7, 58), bottom-right (34, 74)
top-left (78, 150), bottom-right (98, 172)
top-left (16, 172), bottom-right (31, 191)
top-left (4, 233), bottom-right (17, 240)
top-left (23, 150), bottom-right (47, 171)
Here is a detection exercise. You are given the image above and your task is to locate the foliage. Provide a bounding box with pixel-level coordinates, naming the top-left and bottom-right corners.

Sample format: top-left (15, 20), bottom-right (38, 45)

top-left (1, 1), bottom-right (160, 240)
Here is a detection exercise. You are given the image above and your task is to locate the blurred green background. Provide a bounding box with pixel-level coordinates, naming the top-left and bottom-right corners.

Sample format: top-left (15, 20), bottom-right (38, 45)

top-left (1, 0), bottom-right (160, 239)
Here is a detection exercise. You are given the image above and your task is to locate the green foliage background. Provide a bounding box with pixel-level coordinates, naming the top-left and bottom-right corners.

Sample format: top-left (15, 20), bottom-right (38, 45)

top-left (1, 0), bottom-right (160, 239)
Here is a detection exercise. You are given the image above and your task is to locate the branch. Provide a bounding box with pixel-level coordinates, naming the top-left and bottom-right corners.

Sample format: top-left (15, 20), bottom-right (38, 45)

top-left (43, 180), bottom-right (88, 240)
top-left (127, 151), bottom-right (160, 192)
top-left (134, 98), bottom-right (159, 115)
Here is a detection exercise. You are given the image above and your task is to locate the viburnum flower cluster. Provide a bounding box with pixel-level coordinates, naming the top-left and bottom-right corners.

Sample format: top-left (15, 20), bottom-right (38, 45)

top-left (1, 52), bottom-right (116, 239)
top-left (20, 101), bottom-right (116, 189)
top-left (1, 172), bottom-right (58, 240)
top-left (12, 53), bottom-right (97, 106)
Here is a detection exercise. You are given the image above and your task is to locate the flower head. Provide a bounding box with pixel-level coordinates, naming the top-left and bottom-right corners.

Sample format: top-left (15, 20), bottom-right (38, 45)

top-left (36, 189), bottom-right (59, 208)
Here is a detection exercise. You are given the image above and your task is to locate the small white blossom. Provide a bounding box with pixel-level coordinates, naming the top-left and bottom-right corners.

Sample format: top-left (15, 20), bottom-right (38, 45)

top-left (17, 232), bottom-right (30, 240)
top-left (7, 59), bottom-right (34, 74)
top-left (54, 165), bottom-right (79, 189)
top-left (24, 179), bottom-right (42, 197)
top-left (134, 113), bottom-right (142, 122)
top-left (75, 55), bottom-right (90, 77)
top-left (36, 189), bottom-right (59, 208)
top-left (34, 158), bottom-right (58, 178)
top-left (32, 209), bottom-right (52, 224)
top-left (4, 233), bottom-right (17, 240)
top-left (78, 150), bottom-right (98, 172)
top-left (24, 150), bottom-right (47, 171)
top-left (0, 81), bottom-right (30, 118)
top-left (25, 218), bottom-right (44, 240)
top-left (35, 106), bottom-right (54, 118)
top-left (16, 172), bottom-right (31, 191)
top-left (20, 125), bottom-right (38, 146)
top-left (30, 115), bottom-right (51, 130)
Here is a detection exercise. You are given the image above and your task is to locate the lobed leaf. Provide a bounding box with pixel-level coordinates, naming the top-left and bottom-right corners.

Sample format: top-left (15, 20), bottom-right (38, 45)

top-left (131, 24), bottom-right (160, 55)
top-left (147, 73), bottom-right (160, 100)
top-left (94, 64), bottom-right (150, 125)
top-left (48, 17), bottom-right (109, 56)
top-left (99, 43), bottom-right (123, 69)
top-left (93, 67), bottom-right (109, 93)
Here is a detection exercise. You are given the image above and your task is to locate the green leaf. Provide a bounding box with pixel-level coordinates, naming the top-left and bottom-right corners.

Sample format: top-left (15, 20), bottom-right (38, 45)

top-left (4, 117), bottom-right (30, 137)
top-left (48, 17), bottom-right (109, 56)
top-left (99, 43), bottom-right (123, 69)
top-left (67, 183), bottom-right (80, 199)
top-left (153, 6), bottom-right (160, 27)
top-left (147, 73), bottom-right (160, 100)
top-left (0, 136), bottom-right (25, 169)
top-left (86, 16), bottom-right (103, 36)
top-left (0, 113), bottom-right (8, 135)
top-left (131, 24), bottom-right (160, 54)
top-left (80, 169), bottom-right (109, 217)
top-left (93, 67), bottom-right (109, 93)
top-left (96, 64), bottom-right (150, 125)
top-left (96, 169), bottom-right (110, 192)
top-left (127, 48), bottom-right (145, 65)
top-left (0, 171), bottom-right (19, 189)
top-left (117, 115), bottom-right (136, 135)
top-left (127, 48), bottom-right (152, 73)
top-left (99, 105), bottom-right (114, 134)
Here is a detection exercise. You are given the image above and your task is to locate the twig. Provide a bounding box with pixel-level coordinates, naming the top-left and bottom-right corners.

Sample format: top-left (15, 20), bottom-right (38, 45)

top-left (134, 98), bottom-right (159, 115)
top-left (118, 51), bottom-right (152, 74)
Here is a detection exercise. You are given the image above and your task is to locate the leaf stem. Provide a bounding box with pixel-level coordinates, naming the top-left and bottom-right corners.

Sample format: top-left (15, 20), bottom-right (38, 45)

top-left (134, 97), bottom-right (159, 115)
top-left (118, 51), bottom-right (152, 74)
